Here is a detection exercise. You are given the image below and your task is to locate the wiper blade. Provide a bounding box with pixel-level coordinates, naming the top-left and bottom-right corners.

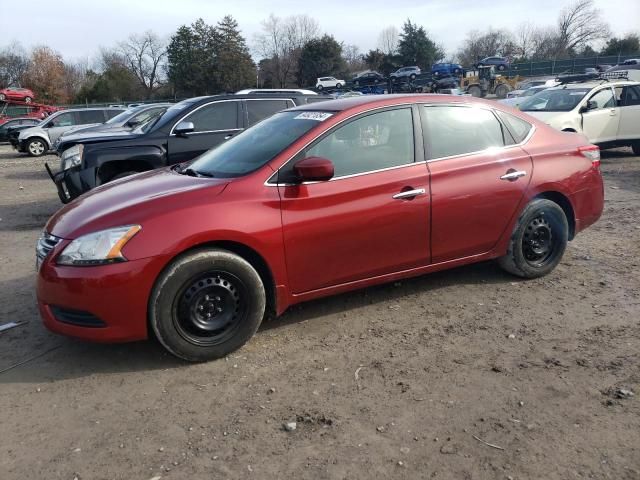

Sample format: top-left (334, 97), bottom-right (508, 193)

top-left (182, 167), bottom-right (214, 178)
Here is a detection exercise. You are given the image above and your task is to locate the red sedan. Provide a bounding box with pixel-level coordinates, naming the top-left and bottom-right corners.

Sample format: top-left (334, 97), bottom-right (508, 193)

top-left (0, 87), bottom-right (35, 103)
top-left (36, 95), bottom-right (604, 361)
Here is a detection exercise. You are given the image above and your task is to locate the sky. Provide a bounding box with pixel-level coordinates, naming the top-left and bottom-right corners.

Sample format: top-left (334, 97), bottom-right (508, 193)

top-left (0, 0), bottom-right (638, 63)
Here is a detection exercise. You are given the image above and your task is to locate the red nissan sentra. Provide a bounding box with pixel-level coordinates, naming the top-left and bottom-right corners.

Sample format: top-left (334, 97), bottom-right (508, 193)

top-left (36, 95), bottom-right (604, 361)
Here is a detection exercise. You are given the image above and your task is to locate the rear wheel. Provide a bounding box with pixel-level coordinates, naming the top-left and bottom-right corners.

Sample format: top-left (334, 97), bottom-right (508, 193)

top-left (409, 73), bottom-right (416, 80)
top-left (498, 64), bottom-right (506, 71)
top-left (26, 138), bottom-right (47, 157)
top-left (335, 83), bottom-right (342, 89)
top-left (24, 96), bottom-right (32, 103)
top-left (498, 199), bottom-right (568, 279)
top-left (150, 249), bottom-right (266, 362)
top-left (316, 84), bottom-right (323, 91)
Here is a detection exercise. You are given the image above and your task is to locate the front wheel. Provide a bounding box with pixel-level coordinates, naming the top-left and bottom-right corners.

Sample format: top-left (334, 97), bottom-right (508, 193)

top-left (498, 199), bottom-right (568, 278)
top-left (150, 249), bottom-right (266, 362)
top-left (316, 85), bottom-right (323, 91)
top-left (335, 83), bottom-right (342, 89)
top-left (467, 85), bottom-right (482, 97)
top-left (26, 138), bottom-right (47, 157)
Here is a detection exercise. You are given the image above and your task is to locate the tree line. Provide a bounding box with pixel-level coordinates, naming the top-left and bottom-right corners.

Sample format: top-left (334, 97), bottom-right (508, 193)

top-left (0, 0), bottom-right (638, 105)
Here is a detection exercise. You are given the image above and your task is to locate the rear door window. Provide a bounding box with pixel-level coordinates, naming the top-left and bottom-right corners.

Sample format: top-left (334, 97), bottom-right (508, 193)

top-left (622, 85), bottom-right (640, 106)
top-left (246, 99), bottom-right (294, 126)
top-left (78, 110), bottom-right (106, 124)
top-left (422, 106), bottom-right (506, 159)
top-left (182, 101), bottom-right (239, 133)
top-left (495, 111), bottom-right (533, 143)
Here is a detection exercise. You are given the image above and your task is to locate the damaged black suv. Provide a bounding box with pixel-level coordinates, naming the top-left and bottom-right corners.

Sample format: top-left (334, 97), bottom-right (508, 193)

top-left (49, 92), bottom-right (326, 203)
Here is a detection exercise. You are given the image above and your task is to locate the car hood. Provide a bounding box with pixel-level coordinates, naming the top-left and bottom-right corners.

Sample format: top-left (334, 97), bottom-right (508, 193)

top-left (18, 126), bottom-right (44, 139)
top-left (59, 127), bottom-right (136, 144)
top-left (520, 111), bottom-right (561, 123)
top-left (46, 167), bottom-right (229, 239)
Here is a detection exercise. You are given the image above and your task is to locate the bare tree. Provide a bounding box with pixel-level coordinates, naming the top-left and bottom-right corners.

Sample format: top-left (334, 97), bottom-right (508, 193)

top-left (515, 22), bottom-right (536, 59)
top-left (377, 26), bottom-right (399, 55)
top-left (0, 41), bottom-right (29, 88)
top-left (456, 29), bottom-right (517, 66)
top-left (531, 26), bottom-right (562, 59)
top-left (343, 44), bottom-right (366, 74)
top-left (254, 14), bottom-right (320, 87)
top-left (557, 0), bottom-right (610, 53)
top-left (118, 31), bottom-right (167, 98)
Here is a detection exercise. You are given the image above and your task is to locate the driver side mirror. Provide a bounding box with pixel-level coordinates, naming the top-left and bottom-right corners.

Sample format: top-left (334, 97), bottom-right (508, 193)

top-left (581, 100), bottom-right (597, 113)
top-left (174, 121), bottom-right (194, 136)
top-left (292, 156), bottom-right (334, 183)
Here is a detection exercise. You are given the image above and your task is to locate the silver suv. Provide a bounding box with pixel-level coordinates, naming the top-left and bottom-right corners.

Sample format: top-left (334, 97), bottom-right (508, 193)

top-left (15, 107), bottom-right (125, 157)
top-left (390, 66), bottom-right (421, 81)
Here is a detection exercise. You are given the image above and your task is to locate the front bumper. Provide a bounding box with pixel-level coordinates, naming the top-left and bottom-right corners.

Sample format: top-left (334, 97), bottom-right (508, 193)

top-left (37, 251), bottom-right (170, 343)
top-left (46, 163), bottom-right (96, 203)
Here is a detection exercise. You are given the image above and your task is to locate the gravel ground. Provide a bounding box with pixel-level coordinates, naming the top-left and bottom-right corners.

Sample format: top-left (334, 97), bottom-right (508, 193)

top-left (0, 143), bottom-right (638, 480)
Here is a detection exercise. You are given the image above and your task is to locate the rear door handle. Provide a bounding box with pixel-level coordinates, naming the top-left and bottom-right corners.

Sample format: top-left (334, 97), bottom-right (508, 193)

top-left (393, 188), bottom-right (426, 200)
top-left (500, 170), bottom-right (527, 181)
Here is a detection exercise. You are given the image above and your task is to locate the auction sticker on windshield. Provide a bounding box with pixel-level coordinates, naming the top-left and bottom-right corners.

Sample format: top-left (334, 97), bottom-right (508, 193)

top-left (294, 112), bottom-right (333, 121)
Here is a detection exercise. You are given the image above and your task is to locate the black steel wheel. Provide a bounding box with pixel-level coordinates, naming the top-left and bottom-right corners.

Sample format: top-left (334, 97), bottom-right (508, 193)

top-left (173, 271), bottom-right (247, 347)
top-left (498, 199), bottom-right (568, 278)
top-left (150, 249), bottom-right (266, 362)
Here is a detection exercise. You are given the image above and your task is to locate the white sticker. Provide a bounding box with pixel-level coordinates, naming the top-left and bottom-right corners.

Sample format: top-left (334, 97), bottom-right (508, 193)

top-left (294, 112), bottom-right (333, 121)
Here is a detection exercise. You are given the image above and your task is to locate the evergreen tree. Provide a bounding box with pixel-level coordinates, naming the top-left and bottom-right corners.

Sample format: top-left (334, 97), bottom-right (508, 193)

top-left (397, 20), bottom-right (443, 69)
top-left (214, 15), bottom-right (255, 92)
top-left (297, 35), bottom-right (346, 87)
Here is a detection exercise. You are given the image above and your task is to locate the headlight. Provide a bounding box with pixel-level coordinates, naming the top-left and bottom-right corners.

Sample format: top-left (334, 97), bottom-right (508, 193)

top-left (57, 225), bottom-right (141, 266)
top-left (60, 144), bottom-right (83, 171)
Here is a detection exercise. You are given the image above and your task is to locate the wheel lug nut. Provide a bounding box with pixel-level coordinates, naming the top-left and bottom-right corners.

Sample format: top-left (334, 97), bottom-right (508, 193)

top-left (199, 305), bottom-right (204, 311)
top-left (206, 313), bottom-right (211, 318)
top-left (215, 296), bottom-right (221, 301)
top-left (217, 307), bottom-right (223, 312)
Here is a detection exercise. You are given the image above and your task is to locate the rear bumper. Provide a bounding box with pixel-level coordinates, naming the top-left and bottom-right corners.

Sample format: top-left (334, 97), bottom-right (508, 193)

top-left (572, 177), bottom-right (605, 235)
top-left (37, 254), bottom-right (170, 343)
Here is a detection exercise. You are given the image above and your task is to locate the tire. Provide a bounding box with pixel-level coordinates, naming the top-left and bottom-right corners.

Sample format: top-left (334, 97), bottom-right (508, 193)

top-left (150, 249), bottom-right (266, 362)
top-left (498, 64), bottom-right (506, 71)
top-left (410, 73), bottom-right (416, 80)
top-left (316, 85), bottom-right (323, 91)
top-left (26, 138), bottom-right (47, 157)
top-left (24, 96), bottom-right (32, 103)
top-left (498, 199), bottom-right (568, 279)
top-left (495, 84), bottom-right (510, 99)
top-left (0, 93), bottom-right (5, 101)
top-left (335, 83), bottom-right (342, 89)
top-left (468, 85), bottom-right (482, 97)
top-left (632, 142), bottom-right (640, 155)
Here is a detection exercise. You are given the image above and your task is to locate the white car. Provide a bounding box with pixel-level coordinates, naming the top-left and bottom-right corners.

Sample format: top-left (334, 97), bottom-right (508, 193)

top-left (315, 77), bottom-right (345, 90)
top-left (520, 76), bottom-right (640, 153)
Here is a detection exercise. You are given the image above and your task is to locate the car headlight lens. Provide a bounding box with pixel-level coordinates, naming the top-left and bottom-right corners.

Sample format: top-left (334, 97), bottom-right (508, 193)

top-left (57, 225), bottom-right (141, 266)
top-left (60, 144), bottom-right (83, 171)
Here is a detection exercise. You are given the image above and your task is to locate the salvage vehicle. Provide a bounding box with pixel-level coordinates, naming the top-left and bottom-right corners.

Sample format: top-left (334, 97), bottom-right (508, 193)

top-left (0, 86), bottom-right (35, 103)
top-left (0, 117), bottom-right (40, 142)
top-left (53, 104), bottom-right (171, 151)
top-left (476, 56), bottom-right (509, 71)
top-left (0, 100), bottom-right (60, 124)
top-left (390, 66), bottom-right (421, 81)
top-left (520, 72), bottom-right (640, 153)
top-left (353, 71), bottom-right (386, 86)
top-left (431, 63), bottom-right (463, 77)
top-left (315, 77), bottom-right (345, 90)
top-left (36, 94), bottom-right (604, 362)
top-left (500, 85), bottom-right (551, 108)
top-left (51, 93), bottom-right (325, 203)
top-left (14, 107), bottom-right (125, 157)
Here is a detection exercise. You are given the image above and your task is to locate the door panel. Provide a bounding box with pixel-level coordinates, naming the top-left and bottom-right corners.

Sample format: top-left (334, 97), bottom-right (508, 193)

top-left (617, 85), bottom-right (640, 140)
top-left (428, 148), bottom-right (532, 262)
top-left (582, 87), bottom-right (619, 143)
top-left (279, 106), bottom-right (430, 294)
top-left (167, 101), bottom-right (241, 164)
top-left (280, 165), bottom-right (430, 293)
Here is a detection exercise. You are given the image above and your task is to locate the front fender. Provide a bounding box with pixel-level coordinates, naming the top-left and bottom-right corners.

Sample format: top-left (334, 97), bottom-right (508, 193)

top-left (85, 145), bottom-right (167, 171)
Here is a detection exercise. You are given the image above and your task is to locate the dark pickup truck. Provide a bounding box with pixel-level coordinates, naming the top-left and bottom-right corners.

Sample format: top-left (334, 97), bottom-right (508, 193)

top-left (50, 92), bottom-right (328, 203)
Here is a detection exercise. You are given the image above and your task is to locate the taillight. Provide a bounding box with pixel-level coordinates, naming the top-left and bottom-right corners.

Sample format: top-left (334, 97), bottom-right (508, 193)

top-left (578, 145), bottom-right (600, 168)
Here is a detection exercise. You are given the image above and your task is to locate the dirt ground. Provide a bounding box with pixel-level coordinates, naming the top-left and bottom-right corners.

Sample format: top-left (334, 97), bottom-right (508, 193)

top-left (0, 143), bottom-right (638, 480)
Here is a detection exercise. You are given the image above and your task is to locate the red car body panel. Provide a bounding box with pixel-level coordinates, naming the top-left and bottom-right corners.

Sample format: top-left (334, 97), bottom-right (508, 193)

top-left (36, 95), bottom-right (604, 342)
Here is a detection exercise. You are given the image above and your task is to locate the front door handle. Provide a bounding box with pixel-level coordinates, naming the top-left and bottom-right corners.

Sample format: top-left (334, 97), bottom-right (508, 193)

top-left (500, 170), bottom-right (527, 181)
top-left (393, 188), bottom-right (426, 200)
top-left (609, 109), bottom-right (617, 116)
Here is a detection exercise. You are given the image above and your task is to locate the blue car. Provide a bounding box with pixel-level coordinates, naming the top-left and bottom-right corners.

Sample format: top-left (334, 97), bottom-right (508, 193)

top-left (476, 56), bottom-right (510, 71)
top-left (431, 63), bottom-right (464, 77)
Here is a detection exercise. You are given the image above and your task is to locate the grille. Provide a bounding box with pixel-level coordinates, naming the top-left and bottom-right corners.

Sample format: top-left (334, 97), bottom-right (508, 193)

top-left (36, 232), bottom-right (62, 259)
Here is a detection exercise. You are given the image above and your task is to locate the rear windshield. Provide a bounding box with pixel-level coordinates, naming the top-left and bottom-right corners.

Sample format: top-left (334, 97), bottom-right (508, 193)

top-left (187, 111), bottom-right (333, 178)
top-left (519, 88), bottom-right (589, 112)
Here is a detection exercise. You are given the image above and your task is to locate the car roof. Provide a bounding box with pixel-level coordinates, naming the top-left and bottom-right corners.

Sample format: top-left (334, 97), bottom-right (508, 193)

top-left (549, 79), bottom-right (640, 90)
top-left (287, 93), bottom-right (486, 112)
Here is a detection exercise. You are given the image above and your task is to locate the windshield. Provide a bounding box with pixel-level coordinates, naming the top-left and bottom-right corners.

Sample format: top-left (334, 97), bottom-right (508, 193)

top-left (519, 88), bottom-right (590, 112)
top-left (105, 109), bottom-right (134, 125)
top-left (187, 111), bottom-right (333, 178)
